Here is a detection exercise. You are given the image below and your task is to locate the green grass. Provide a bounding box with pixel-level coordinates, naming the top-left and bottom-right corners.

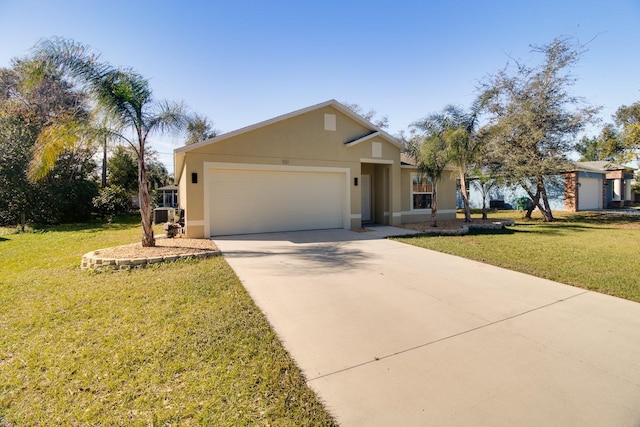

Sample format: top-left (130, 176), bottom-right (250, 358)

top-left (0, 215), bottom-right (336, 426)
top-left (396, 210), bottom-right (640, 303)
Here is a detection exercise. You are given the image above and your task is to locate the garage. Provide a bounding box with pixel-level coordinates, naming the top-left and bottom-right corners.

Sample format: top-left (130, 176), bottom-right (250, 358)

top-left (208, 166), bottom-right (347, 236)
top-left (578, 177), bottom-right (602, 210)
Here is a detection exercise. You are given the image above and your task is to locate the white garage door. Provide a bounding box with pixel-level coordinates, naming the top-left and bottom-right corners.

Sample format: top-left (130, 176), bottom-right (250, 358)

top-left (578, 177), bottom-right (602, 210)
top-left (209, 168), bottom-right (346, 236)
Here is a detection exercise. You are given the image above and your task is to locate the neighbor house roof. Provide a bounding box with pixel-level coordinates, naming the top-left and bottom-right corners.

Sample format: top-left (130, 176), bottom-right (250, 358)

top-left (400, 152), bottom-right (417, 166)
top-left (157, 185), bottom-right (178, 191)
top-left (174, 99), bottom-right (402, 182)
top-left (399, 152), bottom-right (457, 171)
top-left (567, 161), bottom-right (635, 174)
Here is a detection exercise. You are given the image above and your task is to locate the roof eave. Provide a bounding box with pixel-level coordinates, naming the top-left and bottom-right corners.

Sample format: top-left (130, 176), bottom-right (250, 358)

top-left (174, 99), bottom-right (403, 156)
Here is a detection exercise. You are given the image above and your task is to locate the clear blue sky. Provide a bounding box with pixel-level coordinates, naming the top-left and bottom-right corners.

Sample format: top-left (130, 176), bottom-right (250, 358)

top-left (1, 0), bottom-right (639, 172)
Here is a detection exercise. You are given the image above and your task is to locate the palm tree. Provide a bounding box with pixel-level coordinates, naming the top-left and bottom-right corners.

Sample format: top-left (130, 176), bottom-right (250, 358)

top-left (417, 104), bottom-right (483, 223)
top-left (31, 37), bottom-right (188, 246)
top-left (407, 115), bottom-right (453, 227)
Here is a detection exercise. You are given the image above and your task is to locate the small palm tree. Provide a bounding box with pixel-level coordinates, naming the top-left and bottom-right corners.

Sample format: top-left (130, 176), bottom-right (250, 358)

top-left (419, 104), bottom-right (484, 223)
top-left (407, 117), bottom-right (453, 227)
top-left (31, 37), bottom-right (188, 246)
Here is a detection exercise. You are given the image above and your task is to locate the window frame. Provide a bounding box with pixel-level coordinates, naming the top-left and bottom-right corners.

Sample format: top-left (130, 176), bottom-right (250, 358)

top-left (411, 173), bottom-right (433, 210)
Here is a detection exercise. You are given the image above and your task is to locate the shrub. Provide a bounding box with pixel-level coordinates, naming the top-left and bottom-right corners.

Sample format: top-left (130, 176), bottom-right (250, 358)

top-left (93, 185), bottom-right (132, 220)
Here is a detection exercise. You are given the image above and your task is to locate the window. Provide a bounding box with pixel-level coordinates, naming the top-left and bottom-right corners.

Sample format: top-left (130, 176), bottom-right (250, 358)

top-left (412, 175), bottom-right (432, 209)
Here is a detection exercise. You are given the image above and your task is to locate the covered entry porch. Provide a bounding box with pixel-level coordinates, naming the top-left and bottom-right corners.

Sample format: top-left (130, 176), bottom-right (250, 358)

top-left (360, 161), bottom-right (391, 226)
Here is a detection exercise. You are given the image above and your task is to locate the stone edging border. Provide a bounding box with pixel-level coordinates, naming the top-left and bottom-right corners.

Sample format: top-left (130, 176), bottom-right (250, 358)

top-left (81, 249), bottom-right (220, 270)
top-left (415, 219), bottom-right (515, 236)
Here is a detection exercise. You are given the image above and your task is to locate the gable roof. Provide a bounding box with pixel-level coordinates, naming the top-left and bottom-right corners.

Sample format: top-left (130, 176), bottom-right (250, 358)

top-left (569, 161), bottom-right (635, 174)
top-left (174, 100), bottom-right (401, 181)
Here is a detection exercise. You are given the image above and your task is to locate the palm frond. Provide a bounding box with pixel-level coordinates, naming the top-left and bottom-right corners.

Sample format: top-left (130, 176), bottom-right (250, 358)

top-left (28, 116), bottom-right (84, 181)
top-left (144, 100), bottom-right (189, 138)
top-left (31, 37), bottom-right (111, 90)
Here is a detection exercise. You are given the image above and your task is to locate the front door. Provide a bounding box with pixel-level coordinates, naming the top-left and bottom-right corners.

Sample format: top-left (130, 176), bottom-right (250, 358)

top-left (361, 174), bottom-right (371, 223)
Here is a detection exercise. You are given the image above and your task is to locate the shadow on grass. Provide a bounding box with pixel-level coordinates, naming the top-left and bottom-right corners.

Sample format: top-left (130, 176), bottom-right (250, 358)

top-left (559, 212), bottom-right (640, 226)
top-left (400, 227), bottom-right (518, 239)
top-left (512, 217), bottom-right (639, 233)
top-left (28, 213), bottom-right (141, 234)
top-left (0, 236), bottom-right (8, 242)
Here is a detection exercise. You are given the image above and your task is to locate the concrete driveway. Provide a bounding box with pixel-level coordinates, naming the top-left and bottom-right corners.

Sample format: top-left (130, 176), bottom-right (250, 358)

top-left (214, 227), bottom-right (640, 426)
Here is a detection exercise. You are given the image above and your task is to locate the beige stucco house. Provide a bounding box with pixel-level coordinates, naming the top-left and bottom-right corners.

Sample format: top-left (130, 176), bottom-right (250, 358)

top-left (174, 100), bottom-right (457, 237)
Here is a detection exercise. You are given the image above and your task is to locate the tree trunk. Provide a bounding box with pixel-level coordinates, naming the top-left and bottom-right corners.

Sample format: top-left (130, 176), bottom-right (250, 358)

top-left (459, 170), bottom-right (471, 222)
top-left (102, 138), bottom-right (107, 188)
top-left (138, 148), bottom-right (155, 247)
top-left (537, 176), bottom-right (554, 222)
top-left (20, 211), bottom-right (25, 232)
top-left (430, 180), bottom-right (438, 227)
top-left (478, 184), bottom-right (488, 220)
top-left (520, 180), bottom-right (540, 219)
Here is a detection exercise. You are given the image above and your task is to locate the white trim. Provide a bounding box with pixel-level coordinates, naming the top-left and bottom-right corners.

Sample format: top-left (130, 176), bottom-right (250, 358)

top-left (174, 100), bottom-right (403, 182)
top-left (345, 132), bottom-right (380, 147)
top-left (383, 211), bottom-right (389, 217)
top-left (410, 172), bottom-right (433, 211)
top-left (400, 209), bottom-right (457, 215)
top-left (204, 162), bottom-right (351, 237)
top-left (401, 164), bottom-right (457, 172)
top-left (203, 165), bottom-right (212, 237)
top-left (205, 162), bottom-right (351, 174)
top-left (360, 158), bottom-right (394, 164)
top-left (176, 100), bottom-right (401, 154)
top-left (392, 212), bottom-right (401, 217)
top-left (403, 209), bottom-right (431, 214)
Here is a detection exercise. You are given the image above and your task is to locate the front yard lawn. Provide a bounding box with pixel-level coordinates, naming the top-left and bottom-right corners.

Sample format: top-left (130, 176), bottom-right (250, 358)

top-left (0, 215), bottom-right (335, 426)
top-left (396, 211), bottom-right (640, 303)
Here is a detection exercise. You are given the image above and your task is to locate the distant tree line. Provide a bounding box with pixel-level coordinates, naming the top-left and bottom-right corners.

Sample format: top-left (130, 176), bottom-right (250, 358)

top-left (404, 36), bottom-right (639, 224)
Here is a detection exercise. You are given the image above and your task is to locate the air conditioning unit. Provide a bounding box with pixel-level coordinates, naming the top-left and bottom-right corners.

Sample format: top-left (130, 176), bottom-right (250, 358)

top-left (153, 207), bottom-right (175, 224)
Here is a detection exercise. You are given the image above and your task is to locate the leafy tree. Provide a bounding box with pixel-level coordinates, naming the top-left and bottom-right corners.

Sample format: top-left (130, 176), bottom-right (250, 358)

top-left (576, 124), bottom-right (632, 163)
top-left (0, 58), bottom-right (97, 228)
top-left (107, 145), bottom-right (170, 194)
top-left (107, 145), bottom-right (138, 192)
top-left (576, 135), bottom-right (601, 161)
top-left (407, 118), bottom-right (454, 227)
top-left (146, 160), bottom-right (170, 189)
top-left (93, 185), bottom-right (131, 221)
top-left (416, 104), bottom-right (484, 223)
top-left (614, 101), bottom-right (640, 158)
top-left (343, 102), bottom-right (389, 129)
top-left (33, 37), bottom-right (189, 246)
top-left (480, 37), bottom-right (599, 221)
top-left (0, 109), bottom-right (38, 228)
top-left (185, 113), bottom-right (220, 145)
top-left (470, 168), bottom-right (504, 220)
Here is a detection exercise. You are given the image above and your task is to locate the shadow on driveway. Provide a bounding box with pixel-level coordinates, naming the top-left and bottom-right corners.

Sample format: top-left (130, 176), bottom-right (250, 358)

top-left (218, 242), bottom-right (372, 275)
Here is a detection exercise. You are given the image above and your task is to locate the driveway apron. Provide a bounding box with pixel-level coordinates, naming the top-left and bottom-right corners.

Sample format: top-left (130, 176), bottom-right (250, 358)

top-left (214, 228), bottom-right (640, 426)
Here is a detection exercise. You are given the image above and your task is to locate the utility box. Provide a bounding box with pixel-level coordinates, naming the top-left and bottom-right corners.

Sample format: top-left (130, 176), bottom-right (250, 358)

top-left (153, 207), bottom-right (175, 224)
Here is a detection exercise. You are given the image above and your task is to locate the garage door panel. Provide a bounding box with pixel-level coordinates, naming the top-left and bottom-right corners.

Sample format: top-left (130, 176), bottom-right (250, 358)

top-left (210, 168), bottom-right (345, 236)
top-left (578, 177), bottom-right (602, 210)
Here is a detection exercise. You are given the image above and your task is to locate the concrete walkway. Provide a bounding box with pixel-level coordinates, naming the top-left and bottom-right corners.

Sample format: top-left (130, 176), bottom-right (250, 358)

top-left (214, 227), bottom-right (640, 426)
